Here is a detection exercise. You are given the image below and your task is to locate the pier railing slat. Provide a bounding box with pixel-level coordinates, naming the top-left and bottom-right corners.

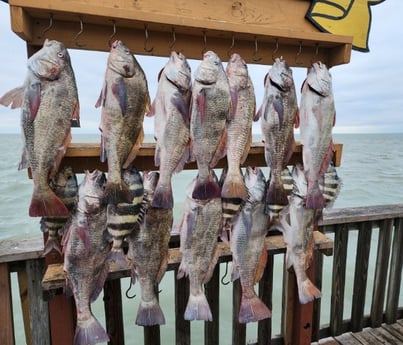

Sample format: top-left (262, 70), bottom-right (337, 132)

top-left (0, 262), bottom-right (15, 345)
top-left (205, 264), bottom-right (220, 345)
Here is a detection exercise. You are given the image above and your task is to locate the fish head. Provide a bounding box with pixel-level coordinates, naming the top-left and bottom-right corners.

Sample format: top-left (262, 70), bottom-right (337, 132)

top-left (306, 61), bottom-right (332, 97)
top-left (226, 53), bottom-right (249, 89)
top-left (77, 170), bottom-right (107, 213)
top-left (108, 40), bottom-right (136, 77)
top-left (244, 166), bottom-right (266, 203)
top-left (164, 51), bottom-right (192, 91)
top-left (268, 57), bottom-right (294, 92)
top-left (28, 39), bottom-right (69, 81)
top-left (142, 170), bottom-right (159, 196)
top-left (194, 50), bottom-right (222, 85)
top-left (50, 166), bottom-right (78, 195)
top-left (122, 166), bottom-right (143, 188)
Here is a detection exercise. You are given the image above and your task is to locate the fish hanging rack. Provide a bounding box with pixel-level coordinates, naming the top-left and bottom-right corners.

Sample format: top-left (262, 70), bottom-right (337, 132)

top-left (7, 0), bottom-right (353, 67)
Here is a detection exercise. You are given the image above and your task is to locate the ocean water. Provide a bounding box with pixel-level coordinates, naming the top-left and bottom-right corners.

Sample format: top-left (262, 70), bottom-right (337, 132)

top-left (1, 132), bottom-right (402, 344)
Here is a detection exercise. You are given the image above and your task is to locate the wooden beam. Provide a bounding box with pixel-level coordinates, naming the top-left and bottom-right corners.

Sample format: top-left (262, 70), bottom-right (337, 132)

top-left (7, 0), bottom-right (352, 67)
top-left (0, 263), bottom-right (15, 345)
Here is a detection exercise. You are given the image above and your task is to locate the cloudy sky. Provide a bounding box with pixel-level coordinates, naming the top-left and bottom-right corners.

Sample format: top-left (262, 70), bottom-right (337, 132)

top-left (0, 0), bottom-right (402, 134)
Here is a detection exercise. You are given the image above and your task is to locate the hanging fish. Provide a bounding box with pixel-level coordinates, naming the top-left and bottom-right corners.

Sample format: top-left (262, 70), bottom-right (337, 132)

top-left (96, 40), bottom-right (150, 204)
top-left (0, 39), bottom-right (80, 217)
top-left (299, 61), bottom-right (336, 209)
top-left (106, 166), bottom-right (144, 268)
top-left (148, 51), bottom-right (192, 209)
top-left (190, 51), bottom-right (231, 200)
top-left (230, 167), bottom-right (271, 323)
top-left (127, 171), bottom-right (172, 326)
top-left (40, 166), bottom-right (78, 255)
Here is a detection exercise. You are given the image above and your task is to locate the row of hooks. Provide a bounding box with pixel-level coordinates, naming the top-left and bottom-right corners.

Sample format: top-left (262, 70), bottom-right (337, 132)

top-left (38, 13), bottom-right (320, 63)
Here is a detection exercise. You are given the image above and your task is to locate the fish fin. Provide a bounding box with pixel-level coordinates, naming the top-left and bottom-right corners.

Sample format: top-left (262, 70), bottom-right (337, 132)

top-left (221, 171), bottom-right (248, 200)
top-left (174, 143), bottom-right (191, 173)
top-left (254, 104), bottom-right (263, 122)
top-left (151, 183), bottom-right (173, 209)
top-left (210, 129), bottom-right (227, 168)
top-left (294, 108), bottom-right (300, 129)
top-left (111, 77), bottom-right (128, 115)
top-left (229, 89), bottom-right (238, 120)
top-left (70, 100), bottom-right (80, 127)
top-left (203, 247), bottom-right (220, 284)
top-left (122, 128), bottom-right (144, 169)
top-left (136, 297), bottom-right (166, 326)
top-left (104, 181), bottom-right (132, 204)
top-left (238, 294), bottom-right (271, 323)
top-left (0, 86), bottom-right (24, 108)
top-left (43, 238), bottom-right (62, 256)
top-left (146, 98), bottom-right (156, 117)
top-left (99, 133), bottom-right (107, 163)
top-left (297, 278), bottom-right (321, 304)
top-left (27, 82), bottom-right (41, 120)
top-left (306, 182), bottom-right (325, 209)
top-left (267, 176), bottom-right (289, 206)
top-left (176, 261), bottom-right (187, 279)
top-left (272, 97), bottom-right (284, 128)
top-left (192, 172), bottom-right (221, 200)
top-left (91, 260), bottom-right (110, 303)
top-left (156, 253), bottom-right (169, 284)
top-left (253, 246), bottom-right (268, 284)
top-left (196, 89), bottom-right (207, 124)
top-left (154, 144), bottom-right (161, 167)
top-left (184, 293), bottom-right (212, 321)
top-left (74, 315), bottom-right (110, 345)
top-left (240, 129), bottom-right (252, 164)
top-left (18, 148), bottom-right (29, 170)
top-left (50, 131), bottom-right (72, 179)
top-left (107, 249), bottom-right (127, 270)
top-left (29, 188), bottom-right (69, 217)
top-left (319, 141), bottom-right (335, 177)
top-left (172, 94), bottom-right (191, 127)
top-left (95, 82), bottom-right (106, 108)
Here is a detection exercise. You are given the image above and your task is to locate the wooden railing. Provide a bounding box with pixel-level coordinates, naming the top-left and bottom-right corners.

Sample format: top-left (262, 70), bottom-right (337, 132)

top-left (1, 204), bottom-right (402, 345)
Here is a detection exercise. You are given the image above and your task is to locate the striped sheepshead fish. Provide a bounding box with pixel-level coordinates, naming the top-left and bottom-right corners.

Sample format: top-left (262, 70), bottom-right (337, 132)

top-left (106, 166), bottom-right (145, 268)
top-left (320, 162), bottom-right (342, 208)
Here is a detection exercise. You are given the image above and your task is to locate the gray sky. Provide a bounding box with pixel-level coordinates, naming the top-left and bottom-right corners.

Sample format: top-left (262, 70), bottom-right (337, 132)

top-left (0, 1), bottom-right (402, 134)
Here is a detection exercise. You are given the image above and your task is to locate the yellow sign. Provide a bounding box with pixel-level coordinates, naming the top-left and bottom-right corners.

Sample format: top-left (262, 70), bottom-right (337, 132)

top-left (306, 0), bottom-right (385, 52)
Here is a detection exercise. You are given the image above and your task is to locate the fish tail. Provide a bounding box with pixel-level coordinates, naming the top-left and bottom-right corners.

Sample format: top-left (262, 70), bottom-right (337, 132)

top-left (74, 315), bottom-right (109, 345)
top-left (221, 171), bottom-right (248, 200)
top-left (29, 188), bottom-right (69, 217)
top-left (135, 298), bottom-right (166, 326)
top-left (43, 237), bottom-right (62, 256)
top-left (184, 293), bottom-right (213, 321)
top-left (297, 278), bottom-right (321, 304)
top-left (151, 183), bottom-right (174, 209)
top-left (107, 248), bottom-right (127, 269)
top-left (267, 177), bottom-right (289, 206)
top-left (192, 173), bottom-right (221, 200)
top-left (306, 182), bottom-right (325, 209)
top-left (104, 181), bottom-right (132, 204)
top-left (238, 294), bottom-right (271, 323)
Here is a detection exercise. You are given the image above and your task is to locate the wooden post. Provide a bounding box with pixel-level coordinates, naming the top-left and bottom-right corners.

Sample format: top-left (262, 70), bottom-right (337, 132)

top-left (175, 271), bottom-right (190, 345)
top-left (0, 263), bottom-right (15, 345)
top-left (103, 279), bottom-right (125, 345)
top-left (143, 284), bottom-right (161, 345)
top-left (258, 254), bottom-right (273, 345)
top-left (204, 264), bottom-right (220, 345)
top-left (232, 279), bottom-right (246, 345)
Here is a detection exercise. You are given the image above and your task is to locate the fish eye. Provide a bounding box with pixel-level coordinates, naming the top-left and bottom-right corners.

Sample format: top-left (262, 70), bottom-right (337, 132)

top-left (57, 52), bottom-right (64, 59)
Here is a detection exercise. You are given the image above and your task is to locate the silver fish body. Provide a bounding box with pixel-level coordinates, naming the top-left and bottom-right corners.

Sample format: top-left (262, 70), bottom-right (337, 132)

top-left (231, 167), bottom-right (271, 323)
top-left (106, 166), bottom-right (144, 268)
top-left (96, 40), bottom-right (150, 204)
top-left (278, 164), bottom-right (321, 304)
top-left (40, 166), bottom-right (78, 255)
top-left (299, 61), bottom-right (336, 209)
top-left (221, 53), bottom-right (255, 201)
top-left (177, 172), bottom-right (222, 321)
top-left (63, 170), bottom-right (109, 345)
top-left (148, 51), bottom-right (192, 209)
top-left (0, 39), bottom-right (80, 217)
top-left (258, 57), bottom-right (298, 209)
top-left (190, 51), bottom-right (231, 200)
top-left (127, 171), bottom-right (173, 326)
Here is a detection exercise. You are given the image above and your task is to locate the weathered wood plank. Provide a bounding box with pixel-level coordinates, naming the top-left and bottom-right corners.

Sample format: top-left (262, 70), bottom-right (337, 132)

top-left (385, 218), bottom-right (403, 324)
top-left (0, 236), bottom-right (43, 264)
top-left (17, 270), bottom-right (30, 345)
top-left (351, 222), bottom-right (372, 332)
top-left (334, 332), bottom-right (362, 345)
top-left (368, 325), bottom-right (402, 344)
top-left (381, 323), bottom-right (403, 342)
top-left (330, 224), bottom-right (349, 336)
top-left (205, 264), bottom-right (219, 345)
top-left (370, 219), bottom-right (393, 327)
top-left (8, 0), bottom-right (352, 67)
top-left (0, 263), bottom-right (15, 345)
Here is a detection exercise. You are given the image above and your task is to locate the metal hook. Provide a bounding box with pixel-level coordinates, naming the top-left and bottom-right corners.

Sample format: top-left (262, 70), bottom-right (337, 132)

top-left (38, 13), bottom-right (53, 39)
top-left (227, 34), bottom-right (235, 58)
top-left (144, 24), bottom-right (154, 53)
top-left (295, 40), bottom-right (303, 65)
top-left (108, 20), bottom-right (117, 48)
top-left (169, 27), bottom-right (176, 52)
top-left (221, 262), bottom-right (231, 286)
top-left (272, 38), bottom-right (279, 61)
top-left (73, 17), bottom-right (85, 48)
top-left (252, 36), bottom-right (262, 62)
top-left (201, 30), bottom-right (208, 55)
top-left (125, 278), bottom-right (136, 299)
